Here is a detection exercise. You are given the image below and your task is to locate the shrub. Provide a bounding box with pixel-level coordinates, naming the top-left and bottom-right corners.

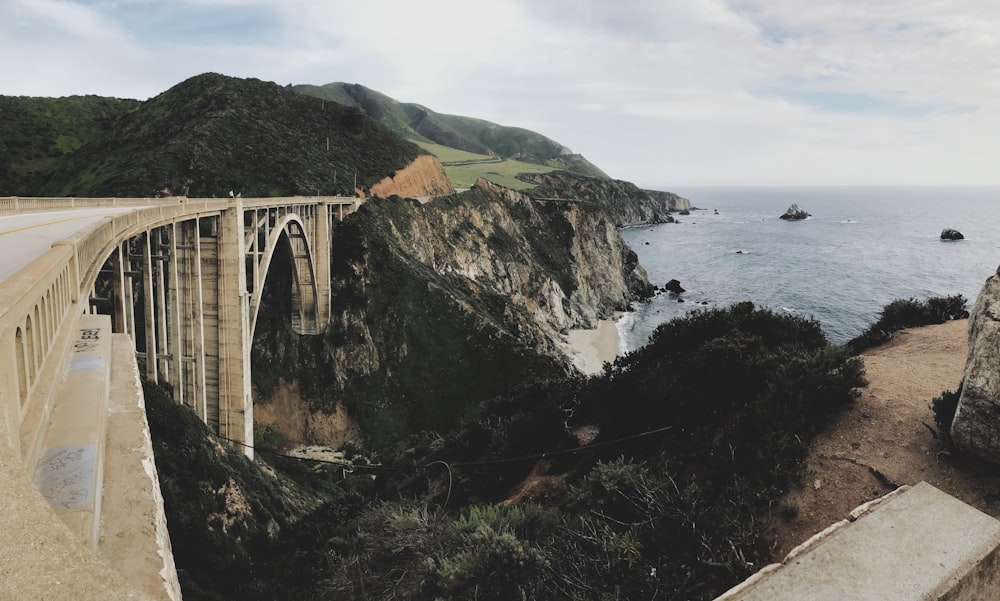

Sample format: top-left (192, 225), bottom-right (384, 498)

top-left (931, 384), bottom-right (963, 449)
top-left (847, 295), bottom-right (968, 354)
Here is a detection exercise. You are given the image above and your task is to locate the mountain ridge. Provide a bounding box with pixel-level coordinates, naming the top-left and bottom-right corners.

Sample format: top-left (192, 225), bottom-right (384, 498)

top-left (293, 82), bottom-right (609, 179)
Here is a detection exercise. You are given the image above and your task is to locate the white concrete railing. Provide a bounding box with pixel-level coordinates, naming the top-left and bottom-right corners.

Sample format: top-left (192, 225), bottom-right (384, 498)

top-left (0, 196), bottom-right (361, 456)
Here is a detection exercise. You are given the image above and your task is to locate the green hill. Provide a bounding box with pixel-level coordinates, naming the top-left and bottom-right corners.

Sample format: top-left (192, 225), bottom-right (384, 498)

top-left (11, 73), bottom-right (425, 198)
top-left (0, 95), bottom-right (140, 196)
top-left (294, 82), bottom-right (608, 180)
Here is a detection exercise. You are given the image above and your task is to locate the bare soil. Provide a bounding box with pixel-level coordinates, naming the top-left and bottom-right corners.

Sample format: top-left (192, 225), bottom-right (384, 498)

top-left (766, 319), bottom-right (1000, 559)
top-left (253, 379), bottom-right (360, 448)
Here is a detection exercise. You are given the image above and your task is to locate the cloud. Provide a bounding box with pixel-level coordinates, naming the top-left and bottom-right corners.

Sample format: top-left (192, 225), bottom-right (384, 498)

top-left (0, 0), bottom-right (998, 184)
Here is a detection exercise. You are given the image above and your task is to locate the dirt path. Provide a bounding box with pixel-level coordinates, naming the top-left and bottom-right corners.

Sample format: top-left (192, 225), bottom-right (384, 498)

top-left (766, 319), bottom-right (1000, 558)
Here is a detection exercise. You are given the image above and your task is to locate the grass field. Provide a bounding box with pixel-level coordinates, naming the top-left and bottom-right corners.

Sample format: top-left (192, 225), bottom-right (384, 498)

top-left (444, 159), bottom-right (555, 190)
top-left (412, 140), bottom-right (493, 164)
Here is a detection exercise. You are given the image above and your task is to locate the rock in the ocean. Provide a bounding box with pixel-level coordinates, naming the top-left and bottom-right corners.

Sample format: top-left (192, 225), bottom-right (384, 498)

top-left (952, 267), bottom-right (1000, 462)
top-left (779, 204), bottom-right (810, 220)
top-left (664, 279), bottom-right (685, 294)
top-left (941, 228), bottom-right (965, 240)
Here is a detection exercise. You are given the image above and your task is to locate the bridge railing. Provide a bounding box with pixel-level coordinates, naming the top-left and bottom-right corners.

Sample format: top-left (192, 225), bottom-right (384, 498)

top-left (0, 197), bottom-right (186, 214)
top-left (1, 196), bottom-right (363, 452)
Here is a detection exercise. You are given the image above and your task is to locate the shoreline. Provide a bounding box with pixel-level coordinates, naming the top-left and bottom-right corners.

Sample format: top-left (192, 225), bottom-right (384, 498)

top-left (561, 315), bottom-right (623, 375)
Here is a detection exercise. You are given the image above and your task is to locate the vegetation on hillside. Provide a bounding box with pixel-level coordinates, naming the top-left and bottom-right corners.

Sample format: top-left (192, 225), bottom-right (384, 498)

top-left (294, 82), bottom-right (608, 179)
top-left (154, 303), bottom-right (865, 600)
top-left (0, 95), bottom-right (139, 195)
top-left (144, 380), bottom-right (369, 601)
top-left (16, 73), bottom-right (425, 197)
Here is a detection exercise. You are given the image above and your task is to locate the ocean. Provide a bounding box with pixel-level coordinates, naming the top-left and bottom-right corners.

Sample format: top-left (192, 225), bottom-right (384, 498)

top-left (617, 186), bottom-right (1000, 352)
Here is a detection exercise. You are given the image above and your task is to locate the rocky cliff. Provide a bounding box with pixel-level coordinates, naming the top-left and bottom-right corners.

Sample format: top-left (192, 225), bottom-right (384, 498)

top-left (251, 179), bottom-right (652, 446)
top-left (518, 170), bottom-right (691, 227)
top-left (367, 154), bottom-right (455, 198)
top-left (952, 268), bottom-right (1000, 461)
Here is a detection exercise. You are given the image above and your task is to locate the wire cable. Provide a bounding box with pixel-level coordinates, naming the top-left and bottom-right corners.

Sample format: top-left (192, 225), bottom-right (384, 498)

top-left (214, 424), bottom-right (672, 474)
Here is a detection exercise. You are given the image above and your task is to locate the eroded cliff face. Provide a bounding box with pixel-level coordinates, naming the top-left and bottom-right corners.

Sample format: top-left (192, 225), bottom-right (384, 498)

top-left (952, 268), bottom-right (1000, 461)
top-left (519, 170), bottom-right (691, 226)
top-left (252, 179), bottom-right (651, 446)
top-left (367, 154), bottom-right (455, 198)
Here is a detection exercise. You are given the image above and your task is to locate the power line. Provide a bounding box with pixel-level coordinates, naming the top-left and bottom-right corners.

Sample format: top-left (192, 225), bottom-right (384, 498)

top-left (214, 424), bottom-right (672, 474)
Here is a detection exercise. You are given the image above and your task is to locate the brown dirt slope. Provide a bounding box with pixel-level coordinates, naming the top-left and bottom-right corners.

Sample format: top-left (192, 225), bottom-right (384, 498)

top-left (766, 319), bottom-right (1000, 558)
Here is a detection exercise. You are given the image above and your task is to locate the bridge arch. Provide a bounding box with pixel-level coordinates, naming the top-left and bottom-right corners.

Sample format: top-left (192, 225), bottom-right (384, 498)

top-left (248, 213), bottom-right (320, 341)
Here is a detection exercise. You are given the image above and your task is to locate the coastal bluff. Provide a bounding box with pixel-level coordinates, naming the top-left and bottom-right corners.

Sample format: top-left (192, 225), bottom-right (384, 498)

top-left (518, 170), bottom-right (691, 227)
top-left (251, 178), bottom-right (654, 446)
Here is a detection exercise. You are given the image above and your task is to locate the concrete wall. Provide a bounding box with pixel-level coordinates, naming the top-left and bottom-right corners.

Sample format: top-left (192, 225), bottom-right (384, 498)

top-left (716, 482), bottom-right (1000, 601)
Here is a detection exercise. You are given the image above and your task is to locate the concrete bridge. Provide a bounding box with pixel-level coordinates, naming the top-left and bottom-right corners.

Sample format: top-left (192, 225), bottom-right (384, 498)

top-left (0, 195), bottom-right (360, 599)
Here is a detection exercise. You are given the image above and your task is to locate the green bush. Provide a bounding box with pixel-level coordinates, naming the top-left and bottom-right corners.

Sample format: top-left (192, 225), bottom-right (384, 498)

top-left (847, 295), bottom-right (968, 354)
top-left (931, 384), bottom-right (963, 449)
top-left (361, 303), bottom-right (866, 600)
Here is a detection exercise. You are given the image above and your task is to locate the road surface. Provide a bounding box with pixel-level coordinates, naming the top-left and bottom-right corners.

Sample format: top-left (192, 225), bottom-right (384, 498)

top-left (0, 207), bottom-right (146, 284)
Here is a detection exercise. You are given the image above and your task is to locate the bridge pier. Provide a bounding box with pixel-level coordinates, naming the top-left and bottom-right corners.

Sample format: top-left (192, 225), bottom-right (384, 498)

top-left (217, 203), bottom-right (253, 457)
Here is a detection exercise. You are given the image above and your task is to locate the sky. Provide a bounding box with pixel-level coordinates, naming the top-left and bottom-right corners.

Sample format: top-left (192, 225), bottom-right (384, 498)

top-left (2, 0), bottom-right (1000, 188)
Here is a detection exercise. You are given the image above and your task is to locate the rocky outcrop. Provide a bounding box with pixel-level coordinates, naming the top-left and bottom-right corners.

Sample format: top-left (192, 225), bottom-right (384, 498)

top-left (951, 268), bottom-right (1000, 462)
top-left (941, 229), bottom-right (965, 241)
top-left (367, 154), bottom-right (455, 198)
top-left (780, 204), bottom-right (810, 220)
top-left (253, 178), bottom-right (653, 446)
top-left (518, 170), bottom-right (691, 227)
top-left (664, 279), bottom-right (685, 294)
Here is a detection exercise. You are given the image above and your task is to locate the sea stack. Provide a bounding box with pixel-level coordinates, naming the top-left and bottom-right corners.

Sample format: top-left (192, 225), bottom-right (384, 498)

top-left (941, 228), bottom-right (964, 240)
top-left (779, 204), bottom-right (810, 220)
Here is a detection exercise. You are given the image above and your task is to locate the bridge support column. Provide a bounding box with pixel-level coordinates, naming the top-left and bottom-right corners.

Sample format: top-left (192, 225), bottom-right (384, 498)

top-left (218, 203), bottom-right (253, 458)
top-left (142, 231), bottom-right (158, 382)
top-left (166, 224), bottom-right (183, 407)
top-left (316, 202), bottom-right (331, 328)
top-left (111, 244), bottom-right (128, 337)
top-left (154, 229), bottom-right (169, 381)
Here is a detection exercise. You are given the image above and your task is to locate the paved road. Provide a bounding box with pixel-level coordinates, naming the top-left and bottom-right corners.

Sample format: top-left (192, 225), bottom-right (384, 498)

top-left (0, 208), bottom-right (145, 284)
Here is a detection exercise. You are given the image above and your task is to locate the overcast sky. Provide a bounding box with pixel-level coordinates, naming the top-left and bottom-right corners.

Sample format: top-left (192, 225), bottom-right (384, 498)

top-left (3, 0), bottom-right (999, 188)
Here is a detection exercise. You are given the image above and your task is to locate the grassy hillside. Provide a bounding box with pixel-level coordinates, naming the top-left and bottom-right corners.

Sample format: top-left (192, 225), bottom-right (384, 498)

top-left (412, 140), bottom-right (492, 163)
top-left (294, 82), bottom-right (608, 180)
top-left (0, 95), bottom-right (140, 196)
top-left (28, 74), bottom-right (425, 197)
top-left (445, 159), bottom-right (556, 190)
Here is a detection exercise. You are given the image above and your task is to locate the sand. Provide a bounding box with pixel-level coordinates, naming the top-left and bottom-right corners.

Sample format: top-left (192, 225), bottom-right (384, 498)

top-left (561, 317), bottom-right (622, 375)
top-left (766, 318), bottom-right (1000, 559)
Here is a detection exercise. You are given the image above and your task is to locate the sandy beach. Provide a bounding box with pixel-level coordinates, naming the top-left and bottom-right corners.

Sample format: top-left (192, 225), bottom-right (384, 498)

top-left (561, 316), bottom-right (622, 375)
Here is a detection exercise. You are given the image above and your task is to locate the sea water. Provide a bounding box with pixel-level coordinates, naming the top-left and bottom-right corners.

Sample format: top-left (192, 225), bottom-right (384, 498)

top-left (618, 186), bottom-right (1000, 352)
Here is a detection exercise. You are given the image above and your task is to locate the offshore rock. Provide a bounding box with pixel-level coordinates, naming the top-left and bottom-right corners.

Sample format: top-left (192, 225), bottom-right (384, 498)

top-left (665, 279), bottom-right (685, 294)
top-left (941, 228), bottom-right (965, 241)
top-left (780, 204), bottom-right (810, 220)
top-left (952, 267), bottom-right (1000, 462)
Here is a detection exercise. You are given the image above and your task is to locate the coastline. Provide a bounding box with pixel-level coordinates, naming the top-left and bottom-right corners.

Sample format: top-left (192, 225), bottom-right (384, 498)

top-left (561, 315), bottom-right (623, 375)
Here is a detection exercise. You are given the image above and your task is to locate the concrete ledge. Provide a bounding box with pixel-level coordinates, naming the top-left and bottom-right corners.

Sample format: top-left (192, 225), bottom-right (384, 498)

top-left (33, 315), bottom-right (111, 551)
top-left (99, 334), bottom-right (181, 600)
top-left (0, 318), bottom-right (156, 600)
top-left (716, 482), bottom-right (1000, 601)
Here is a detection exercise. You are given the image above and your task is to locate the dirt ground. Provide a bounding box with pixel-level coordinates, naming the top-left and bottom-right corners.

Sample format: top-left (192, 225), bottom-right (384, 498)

top-left (766, 319), bottom-right (1000, 559)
